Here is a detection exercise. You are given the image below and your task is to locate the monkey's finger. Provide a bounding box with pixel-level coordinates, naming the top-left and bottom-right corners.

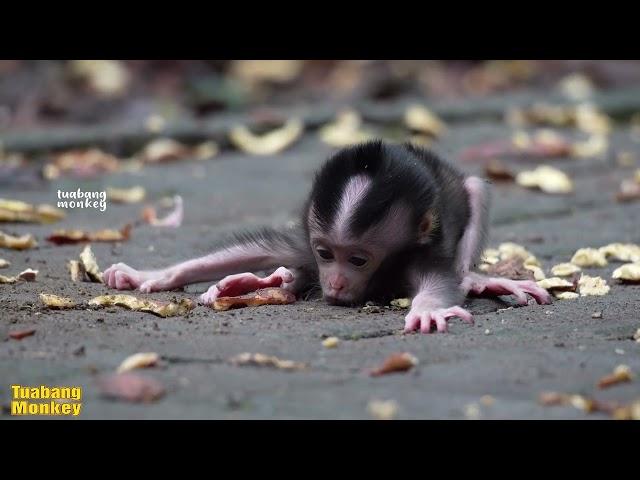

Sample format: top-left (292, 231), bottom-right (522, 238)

top-left (404, 314), bottom-right (421, 332)
top-left (494, 279), bottom-right (528, 305)
top-left (447, 307), bottom-right (474, 324)
top-left (215, 272), bottom-right (261, 296)
top-left (115, 271), bottom-right (133, 290)
top-left (419, 314), bottom-right (435, 334)
top-left (433, 313), bottom-right (449, 333)
top-left (518, 282), bottom-right (552, 305)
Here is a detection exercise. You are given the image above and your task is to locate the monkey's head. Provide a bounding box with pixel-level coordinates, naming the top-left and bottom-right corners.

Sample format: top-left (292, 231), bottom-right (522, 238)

top-left (305, 141), bottom-right (439, 306)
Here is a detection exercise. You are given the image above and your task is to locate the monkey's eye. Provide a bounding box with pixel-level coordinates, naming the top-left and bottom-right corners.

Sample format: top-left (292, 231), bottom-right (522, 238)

top-left (316, 248), bottom-right (334, 260)
top-left (349, 256), bottom-right (368, 267)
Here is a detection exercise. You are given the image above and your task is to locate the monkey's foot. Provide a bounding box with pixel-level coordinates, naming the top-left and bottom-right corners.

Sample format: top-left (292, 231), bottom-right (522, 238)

top-left (404, 306), bottom-right (473, 334)
top-left (199, 266), bottom-right (294, 305)
top-left (104, 263), bottom-right (157, 290)
top-left (462, 272), bottom-right (551, 305)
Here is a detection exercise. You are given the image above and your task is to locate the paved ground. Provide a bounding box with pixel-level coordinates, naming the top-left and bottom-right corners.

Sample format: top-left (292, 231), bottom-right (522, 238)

top-left (1, 94), bottom-right (639, 419)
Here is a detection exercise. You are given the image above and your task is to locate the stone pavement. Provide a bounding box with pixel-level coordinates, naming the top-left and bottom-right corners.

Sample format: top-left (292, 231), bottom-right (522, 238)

top-left (1, 93), bottom-right (639, 419)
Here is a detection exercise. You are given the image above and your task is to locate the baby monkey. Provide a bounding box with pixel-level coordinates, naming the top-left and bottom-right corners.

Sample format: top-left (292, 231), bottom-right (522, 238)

top-left (104, 141), bottom-right (550, 333)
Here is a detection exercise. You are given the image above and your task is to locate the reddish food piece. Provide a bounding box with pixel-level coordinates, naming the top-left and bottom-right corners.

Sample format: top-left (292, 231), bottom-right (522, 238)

top-left (97, 373), bottom-right (165, 403)
top-left (213, 287), bottom-right (296, 311)
top-left (616, 179), bottom-right (640, 203)
top-left (370, 352), bottom-right (419, 377)
top-left (47, 224), bottom-right (132, 245)
top-left (8, 328), bottom-right (36, 340)
top-left (597, 365), bottom-right (634, 389)
top-left (483, 257), bottom-right (535, 281)
top-left (484, 159), bottom-right (515, 182)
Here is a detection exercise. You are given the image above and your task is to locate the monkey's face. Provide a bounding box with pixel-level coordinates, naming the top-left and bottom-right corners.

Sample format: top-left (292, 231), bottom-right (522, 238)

top-left (311, 238), bottom-right (383, 306)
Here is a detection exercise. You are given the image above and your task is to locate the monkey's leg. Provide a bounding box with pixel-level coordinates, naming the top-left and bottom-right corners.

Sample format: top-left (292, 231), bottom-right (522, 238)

top-left (457, 176), bottom-right (551, 305)
top-left (404, 271), bottom-right (473, 334)
top-left (104, 228), bottom-right (306, 293)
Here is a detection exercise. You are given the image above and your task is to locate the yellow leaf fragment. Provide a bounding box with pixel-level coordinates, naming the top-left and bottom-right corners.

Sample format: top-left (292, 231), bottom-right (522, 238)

top-left (0, 198), bottom-right (65, 224)
top-left (229, 118), bottom-right (303, 155)
top-left (88, 295), bottom-right (195, 318)
top-left (571, 248), bottom-right (608, 267)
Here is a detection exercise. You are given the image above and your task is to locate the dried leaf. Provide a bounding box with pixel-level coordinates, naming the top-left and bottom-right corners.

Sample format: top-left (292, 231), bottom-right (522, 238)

top-left (47, 224), bottom-right (131, 245)
top-left (79, 245), bottom-right (103, 283)
top-left (571, 248), bottom-right (608, 267)
top-left (46, 148), bottom-right (120, 179)
top-left (97, 373), bottom-right (165, 403)
top-left (598, 365), bottom-right (634, 389)
top-left (322, 337), bottom-right (340, 348)
top-left (367, 399), bottom-right (399, 420)
top-left (370, 352), bottom-right (418, 377)
top-left (0, 268), bottom-right (38, 284)
top-left (88, 295), bottom-right (195, 318)
top-left (39, 293), bottom-right (76, 309)
top-left (0, 198), bottom-right (65, 224)
top-left (228, 352), bottom-right (306, 371)
top-left (551, 263), bottom-right (582, 277)
top-left (612, 263), bottom-right (640, 282)
top-left (0, 231), bottom-right (37, 250)
top-left (106, 186), bottom-right (146, 204)
top-left (8, 328), bottom-right (36, 340)
top-left (116, 352), bottom-right (160, 373)
top-left (318, 110), bottom-right (374, 147)
top-left (229, 118), bottom-right (303, 155)
top-left (212, 287), bottom-right (296, 311)
top-left (484, 159), bottom-right (515, 182)
top-left (578, 275), bottom-right (610, 296)
top-left (404, 105), bottom-right (446, 137)
top-left (516, 165), bottom-right (573, 194)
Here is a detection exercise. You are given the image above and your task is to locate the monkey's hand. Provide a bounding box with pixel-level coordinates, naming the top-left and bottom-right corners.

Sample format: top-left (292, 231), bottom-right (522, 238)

top-left (461, 272), bottom-right (551, 305)
top-left (404, 305), bottom-right (473, 334)
top-left (199, 266), bottom-right (295, 305)
top-left (103, 263), bottom-right (165, 291)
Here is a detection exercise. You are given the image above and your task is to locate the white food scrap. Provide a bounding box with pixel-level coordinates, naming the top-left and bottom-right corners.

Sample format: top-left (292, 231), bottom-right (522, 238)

top-left (551, 263), bottom-right (582, 277)
top-left (571, 248), bottom-right (608, 268)
top-left (116, 352), bottom-right (160, 373)
top-left (578, 275), bottom-right (610, 296)
top-left (516, 165), bottom-right (573, 194)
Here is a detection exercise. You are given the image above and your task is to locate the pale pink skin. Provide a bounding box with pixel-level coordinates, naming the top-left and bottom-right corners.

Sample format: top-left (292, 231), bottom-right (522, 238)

top-left (104, 174), bottom-right (552, 334)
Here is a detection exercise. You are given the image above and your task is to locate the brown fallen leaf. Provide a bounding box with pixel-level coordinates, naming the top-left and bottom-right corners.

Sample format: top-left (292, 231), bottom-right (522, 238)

top-left (228, 352), bottom-right (306, 371)
top-left (141, 196), bottom-right (183, 228)
top-left (39, 293), bottom-right (77, 309)
top-left (47, 224), bottom-right (131, 245)
top-left (8, 328), bottom-right (36, 340)
top-left (597, 365), bottom-right (634, 389)
top-left (88, 295), bottom-right (195, 318)
top-left (483, 257), bottom-right (535, 281)
top-left (213, 287), bottom-right (296, 311)
top-left (0, 198), bottom-right (65, 224)
top-left (45, 148), bottom-right (121, 179)
top-left (97, 373), bottom-right (165, 403)
top-left (0, 231), bottom-right (37, 250)
top-left (460, 131), bottom-right (573, 162)
top-left (79, 245), bottom-right (103, 283)
top-left (106, 186), bottom-right (146, 204)
top-left (370, 352), bottom-right (419, 377)
top-left (538, 391), bottom-right (621, 415)
top-left (0, 268), bottom-right (38, 284)
top-left (116, 352), bottom-right (160, 373)
top-left (484, 159), bottom-right (515, 182)
top-left (229, 118), bottom-right (303, 155)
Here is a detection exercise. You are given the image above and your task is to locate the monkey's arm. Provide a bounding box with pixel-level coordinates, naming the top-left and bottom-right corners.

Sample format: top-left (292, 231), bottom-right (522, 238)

top-left (103, 226), bottom-right (313, 295)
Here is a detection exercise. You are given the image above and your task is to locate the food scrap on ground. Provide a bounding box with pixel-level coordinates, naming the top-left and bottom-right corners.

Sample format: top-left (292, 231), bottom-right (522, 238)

top-left (88, 295), bottom-right (195, 318)
top-left (367, 399), bottom-right (399, 420)
top-left (229, 118), bottom-right (303, 155)
top-left (141, 195), bottom-right (183, 228)
top-left (0, 258), bottom-right (9, 268)
top-left (551, 263), bottom-right (582, 277)
top-left (599, 243), bottom-right (640, 263)
top-left (516, 165), bottom-right (574, 194)
top-left (116, 352), bottom-right (161, 373)
top-left (47, 224), bottom-right (132, 245)
top-left (370, 352), bottom-right (418, 377)
top-left (318, 110), bottom-right (375, 147)
top-left (536, 277), bottom-right (576, 292)
top-left (8, 328), bottom-right (36, 340)
top-left (597, 365), bottom-right (634, 389)
top-left (616, 179), bottom-right (640, 203)
top-left (228, 353), bottom-right (306, 371)
top-left (39, 293), bottom-right (77, 309)
top-left (322, 337), bottom-right (340, 349)
top-left (79, 245), bottom-right (103, 283)
top-left (404, 105), bottom-right (446, 138)
top-left (0, 198), bottom-right (65, 223)
top-left (97, 373), bottom-right (165, 403)
top-left (390, 298), bottom-right (411, 309)
top-left (578, 275), bottom-right (610, 296)
top-left (0, 268), bottom-right (38, 284)
top-left (612, 263), bottom-right (640, 282)
top-left (0, 231), bottom-right (37, 250)
top-left (484, 159), bottom-right (515, 182)
top-left (44, 148), bottom-right (121, 179)
top-left (106, 186), bottom-right (146, 204)
top-left (212, 287), bottom-right (296, 311)
top-left (571, 248), bottom-right (608, 267)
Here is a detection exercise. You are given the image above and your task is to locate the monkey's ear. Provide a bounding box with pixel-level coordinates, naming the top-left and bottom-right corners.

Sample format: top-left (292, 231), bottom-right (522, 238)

top-left (417, 210), bottom-right (437, 244)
